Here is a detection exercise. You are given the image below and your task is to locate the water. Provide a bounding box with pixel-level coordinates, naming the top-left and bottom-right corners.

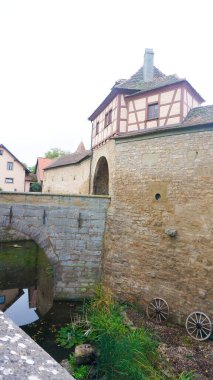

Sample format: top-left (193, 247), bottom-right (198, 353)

top-left (5, 288), bottom-right (39, 325)
top-left (0, 240), bottom-right (54, 325)
top-left (22, 300), bottom-right (82, 362)
top-left (0, 240), bottom-right (82, 362)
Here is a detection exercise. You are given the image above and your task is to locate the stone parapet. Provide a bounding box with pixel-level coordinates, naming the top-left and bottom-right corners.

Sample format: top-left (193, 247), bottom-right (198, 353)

top-left (0, 311), bottom-right (75, 379)
top-left (0, 194), bottom-right (110, 299)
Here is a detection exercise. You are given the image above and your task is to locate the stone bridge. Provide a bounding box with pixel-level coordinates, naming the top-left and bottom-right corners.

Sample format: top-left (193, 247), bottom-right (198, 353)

top-left (0, 192), bottom-right (110, 299)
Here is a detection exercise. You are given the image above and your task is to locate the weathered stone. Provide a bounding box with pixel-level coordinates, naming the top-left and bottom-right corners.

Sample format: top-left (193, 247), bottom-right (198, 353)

top-left (0, 311), bottom-right (74, 379)
top-left (165, 228), bottom-right (177, 237)
top-left (74, 344), bottom-right (96, 365)
top-left (60, 359), bottom-right (73, 375)
top-left (96, 131), bottom-right (213, 321)
top-left (0, 193), bottom-right (110, 300)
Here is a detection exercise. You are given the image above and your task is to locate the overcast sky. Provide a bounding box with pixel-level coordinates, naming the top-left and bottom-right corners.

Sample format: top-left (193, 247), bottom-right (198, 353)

top-left (0, 0), bottom-right (212, 166)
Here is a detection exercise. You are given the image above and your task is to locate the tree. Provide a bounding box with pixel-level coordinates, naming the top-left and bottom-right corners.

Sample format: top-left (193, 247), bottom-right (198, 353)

top-left (44, 147), bottom-right (70, 159)
top-left (28, 165), bottom-right (36, 173)
top-left (30, 183), bottom-right (42, 192)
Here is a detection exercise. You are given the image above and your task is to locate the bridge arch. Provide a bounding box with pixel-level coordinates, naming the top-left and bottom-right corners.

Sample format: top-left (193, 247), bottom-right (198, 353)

top-left (0, 219), bottom-right (59, 268)
top-left (93, 156), bottom-right (109, 195)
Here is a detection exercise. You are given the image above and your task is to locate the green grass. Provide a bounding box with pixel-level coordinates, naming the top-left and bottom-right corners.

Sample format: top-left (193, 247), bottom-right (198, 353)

top-left (57, 286), bottom-right (196, 380)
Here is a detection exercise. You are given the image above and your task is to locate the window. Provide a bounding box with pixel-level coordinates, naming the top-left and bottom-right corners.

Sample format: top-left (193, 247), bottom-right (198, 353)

top-left (104, 113), bottom-right (108, 128)
top-left (104, 109), bottom-right (113, 128)
top-left (148, 103), bottom-right (159, 120)
top-left (108, 109), bottom-right (112, 124)
top-left (0, 150), bottom-right (3, 155)
top-left (96, 121), bottom-right (99, 135)
top-left (7, 162), bottom-right (13, 170)
top-left (5, 178), bottom-right (14, 183)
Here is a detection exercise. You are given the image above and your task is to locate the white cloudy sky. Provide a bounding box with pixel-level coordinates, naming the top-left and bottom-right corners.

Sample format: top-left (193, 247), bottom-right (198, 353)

top-left (0, 0), bottom-right (212, 166)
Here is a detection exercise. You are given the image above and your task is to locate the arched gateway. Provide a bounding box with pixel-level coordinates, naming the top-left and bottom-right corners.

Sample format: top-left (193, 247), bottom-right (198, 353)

top-left (0, 193), bottom-right (110, 299)
top-left (0, 220), bottom-right (57, 265)
top-left (93, 156), bottom-right (109, 195)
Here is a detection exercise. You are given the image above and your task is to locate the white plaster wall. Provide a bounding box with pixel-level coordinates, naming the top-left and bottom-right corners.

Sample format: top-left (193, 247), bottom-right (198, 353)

top-left (0, 148), bottom-right (26, 191)
top-left (43, 158), bottom-right (91, 195)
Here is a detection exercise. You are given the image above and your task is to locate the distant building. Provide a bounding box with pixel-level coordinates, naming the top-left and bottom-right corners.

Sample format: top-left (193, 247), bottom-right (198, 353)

top-left (35, 157), bottom-right (55, 189)
top-left (42, 142), bottom-right (91, 194)
top-left (25, 172), bottom-right (37, 192)
top-left (0, 144), bottom-right (30, 192)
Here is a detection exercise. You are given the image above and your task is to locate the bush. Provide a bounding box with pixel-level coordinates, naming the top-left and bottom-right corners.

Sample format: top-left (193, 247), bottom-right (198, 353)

top-left (56, 319), bottom-right (89, 349)
top-left (68, 355), bottom-right (90, 380)
top-left (30, 182), bottom-right (42, 192)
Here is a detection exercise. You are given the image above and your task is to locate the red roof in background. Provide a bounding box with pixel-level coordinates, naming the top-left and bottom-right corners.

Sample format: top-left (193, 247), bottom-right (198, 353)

top-left (36, 158), bottom-right (55, 181)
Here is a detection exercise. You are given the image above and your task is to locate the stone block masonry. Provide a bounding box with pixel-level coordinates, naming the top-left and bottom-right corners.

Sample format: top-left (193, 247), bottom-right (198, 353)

top-left (103, 128), bottom-right (213, 323)
top-left (0, 311), bottom-right (75, 379)
top-left (0, 193), bottom-right (110, 299)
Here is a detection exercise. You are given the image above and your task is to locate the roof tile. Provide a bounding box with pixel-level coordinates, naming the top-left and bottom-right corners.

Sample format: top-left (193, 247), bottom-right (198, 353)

top-left (45, 150), bottom-right (91, 170)
top-left (182, 105), bottom-right (213, 127)
top-left (114, 65), bottom-right (181, 92)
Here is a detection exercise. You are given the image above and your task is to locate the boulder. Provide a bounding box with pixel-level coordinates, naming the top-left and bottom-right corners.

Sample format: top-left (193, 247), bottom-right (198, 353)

top-left (74, 344), bottom-right (96, 365)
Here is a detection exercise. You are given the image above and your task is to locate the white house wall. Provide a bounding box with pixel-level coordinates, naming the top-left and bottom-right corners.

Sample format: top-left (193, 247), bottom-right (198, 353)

top-left (0, 147), bottom-right (26, 192)
top-left (92, 96), bottom-right (118, 148)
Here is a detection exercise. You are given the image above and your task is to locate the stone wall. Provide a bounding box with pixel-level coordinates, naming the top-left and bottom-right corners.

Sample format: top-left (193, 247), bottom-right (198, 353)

top-left (103, 128), bottom-right (213, 323)
top-left (0, 193), bottom-right (110, 300)
top-left (0, 227), bottom-right (30, 242)
top-left (91, 140), bottom-right (116, 197)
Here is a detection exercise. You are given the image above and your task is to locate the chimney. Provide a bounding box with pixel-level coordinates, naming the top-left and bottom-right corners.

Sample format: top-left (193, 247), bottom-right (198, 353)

top-left (143, 48), bottom-right (154, 82)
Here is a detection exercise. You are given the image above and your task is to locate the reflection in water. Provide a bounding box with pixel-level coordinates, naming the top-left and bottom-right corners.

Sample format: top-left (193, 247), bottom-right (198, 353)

top-left (5, 288), bottom-right (39, 326)
top-left (0, 241), bottom-right (53, 326)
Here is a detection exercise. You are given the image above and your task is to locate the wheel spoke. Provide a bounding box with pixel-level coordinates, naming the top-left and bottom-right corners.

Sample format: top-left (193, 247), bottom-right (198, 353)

top-left (201, 329), bottom-right (208, 337)
top-left (149, 303), bottom-right (157, 310)
top-left (187, 320), bottom-right (196, 326)
top-left (147, 298), bottom-right (169, 323)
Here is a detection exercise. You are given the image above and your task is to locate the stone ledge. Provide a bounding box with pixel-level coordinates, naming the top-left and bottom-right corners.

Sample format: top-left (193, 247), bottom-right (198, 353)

top-left (0, 311), bottom-right (75, 380)
top-left (0, 191), bottom-right (111, 200)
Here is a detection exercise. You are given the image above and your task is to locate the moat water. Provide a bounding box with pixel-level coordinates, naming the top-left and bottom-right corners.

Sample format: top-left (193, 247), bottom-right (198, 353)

top-left (0, 240), bottom-right (79, 362)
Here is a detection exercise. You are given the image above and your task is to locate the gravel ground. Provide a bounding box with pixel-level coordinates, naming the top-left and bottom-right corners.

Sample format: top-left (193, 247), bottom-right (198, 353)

top-left (127, 308), bottom-right (213, 379)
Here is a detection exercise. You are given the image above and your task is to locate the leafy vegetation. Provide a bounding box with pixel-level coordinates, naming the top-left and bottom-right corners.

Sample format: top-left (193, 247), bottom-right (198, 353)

top-left (56, 286), bottom-right (195, 380)
top-left (30, 182), bottom-right (42, 192)
top-left (68, 355), bottom-right (90, 379)
top-left (44, 147), bottom-right (70, 158)
top-left (56, 320), bottom-right (88, 349)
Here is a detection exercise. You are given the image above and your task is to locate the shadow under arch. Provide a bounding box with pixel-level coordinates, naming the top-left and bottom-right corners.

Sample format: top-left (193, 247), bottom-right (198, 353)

top-left (0, 219), bottom-right (59, 270)
top-left (93, 156), bottom-right (109, 195)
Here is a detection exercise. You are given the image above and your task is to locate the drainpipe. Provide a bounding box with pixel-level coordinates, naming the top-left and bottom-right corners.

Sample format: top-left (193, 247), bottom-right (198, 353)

top-left (88, 121), bottom-right (93, 195)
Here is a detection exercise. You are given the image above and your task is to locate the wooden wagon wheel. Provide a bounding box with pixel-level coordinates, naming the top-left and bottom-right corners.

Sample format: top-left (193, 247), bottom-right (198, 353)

top-left (186, 311), bottom-right (212, 341)
top-left (146, 298), bottom-right (169, 323)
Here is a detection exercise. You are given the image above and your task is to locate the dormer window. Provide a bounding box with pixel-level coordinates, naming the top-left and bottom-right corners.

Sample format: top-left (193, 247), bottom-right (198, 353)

top-left (104, 109), bottom-right (112, 128)
top-left (148, 103), bottom-right (159, 120)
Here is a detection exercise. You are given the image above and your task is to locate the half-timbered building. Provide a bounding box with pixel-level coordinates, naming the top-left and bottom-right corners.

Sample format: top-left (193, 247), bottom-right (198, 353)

top-left (88, 49), bottom-right (213, 321)
top-left (89, 49), bottom-right (204, 149)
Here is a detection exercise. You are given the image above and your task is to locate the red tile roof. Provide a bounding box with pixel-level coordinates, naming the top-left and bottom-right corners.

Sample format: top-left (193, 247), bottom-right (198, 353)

top-left (36, 158), bottom-right (55, 181)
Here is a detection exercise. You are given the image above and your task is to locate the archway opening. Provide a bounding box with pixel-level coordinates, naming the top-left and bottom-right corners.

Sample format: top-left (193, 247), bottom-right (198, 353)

top-left (93, 156), bottom-right (109, 195)
top-left (0, 227), bottom-right (54, 326)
